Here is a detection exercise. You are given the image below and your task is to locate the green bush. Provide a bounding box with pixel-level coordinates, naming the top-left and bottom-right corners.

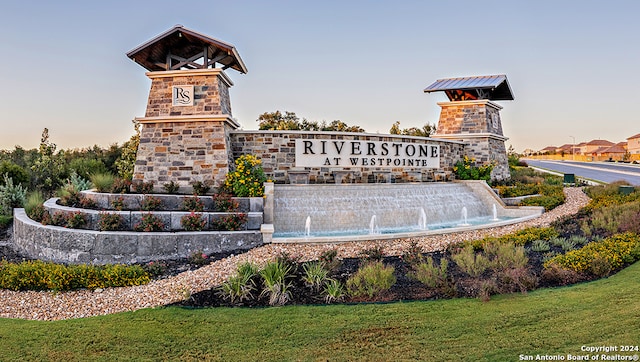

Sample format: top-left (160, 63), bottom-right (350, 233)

top-left (133, 181), bottom-right (154, 194)
top-left (408, 256), bottom-right (448, 288)
top-left (133, 213), bottom-right (165, 232)
top-left (181, 196), bottom-right (204, 212)
top-left (259, 260), bottom-right (293, 306)
top-left (0, 215), bottom-right (11, 229)
top-left (451, 245), bottom-right (490, 277)
top-left (0, 161), bottom-right (29, 187)
top-left (484, 243), bottom-right (528, 271)
top-left (218, 263), bottom-right (258, 305)
top-left (466, 227), bottom-right (559, 250)
top-left (162, 181), bottom-right (180, 194)
top-left (68, 158), bottom-right (107, 181)
top-left (0, 260), bottom-right (150, 291)
top-left (453, 156), bottom-right (493, 181)
top-left (544, 232), bottom-right (640, 275)
top-left (180, 212), bottom-right (206, 231)
top-left (223, 154), bottom-right (267, 197)
top-left (302, 261), bottom-right (329, 292)
top-left (24, 191), bottom-right (46, 222)
top-left (90, 173), bottom-right (115, 193)
top-left (141, 196), bottom-right (163, 211)
top-left (346, 261), bottom-right (396, 298)
top-left (210, 213), bottom-right (247, 231)
top-left (98, 212), bottom-right (124, 231)
top-left (0, 174), bottom-right (26, 216)
top-left (212, 193), bottom-right (239, 212)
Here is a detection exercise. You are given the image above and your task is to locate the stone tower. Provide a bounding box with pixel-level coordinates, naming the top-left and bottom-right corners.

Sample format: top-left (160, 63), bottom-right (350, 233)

top-left (126, 25), bottom-right (247, 192)
top-left (424, 75), bottom-right (514, 181)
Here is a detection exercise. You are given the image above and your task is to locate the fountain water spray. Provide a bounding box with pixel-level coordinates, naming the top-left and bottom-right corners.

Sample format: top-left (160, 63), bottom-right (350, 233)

top-left (492, 204), bottom-right (500, 221)
top-left (305, 216), bottom-right (311, 237)
top-left (459, 206), bottom-right (470, 226)
top-left (418, 207), bottom-right (428, 230)
top-left (369, 215), bottom-right (380, 235)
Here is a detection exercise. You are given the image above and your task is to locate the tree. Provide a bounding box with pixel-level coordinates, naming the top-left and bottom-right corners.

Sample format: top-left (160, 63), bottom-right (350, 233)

top-left (257, 110), bottom-right (366, 133)
top-left (257, 111), bottom-right (301, 130)
top-left (115, 121), bottom-right (140, 181)
top-left (30, 128), bottom-right (67, 195)
top-left (389, 121), bottom-right (436, 137)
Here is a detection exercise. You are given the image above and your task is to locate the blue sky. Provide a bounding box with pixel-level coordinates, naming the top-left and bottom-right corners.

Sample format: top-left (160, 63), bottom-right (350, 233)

top-left (1, 0), bottom-right (638, 152)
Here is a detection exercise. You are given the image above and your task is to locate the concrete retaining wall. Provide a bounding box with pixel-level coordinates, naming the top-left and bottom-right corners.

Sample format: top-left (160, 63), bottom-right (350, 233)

top-left (13, 209), bottom-right (263, 264)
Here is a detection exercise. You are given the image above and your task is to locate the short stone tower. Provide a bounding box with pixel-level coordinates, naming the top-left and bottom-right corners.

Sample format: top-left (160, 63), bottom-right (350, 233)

top-left (424, 75), bottom-right (514, 181)
top-left (127, 25), bottom-right (247, 191)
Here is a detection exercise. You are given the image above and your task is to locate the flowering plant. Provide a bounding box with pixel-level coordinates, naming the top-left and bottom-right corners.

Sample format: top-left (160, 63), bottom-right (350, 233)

top-left (181, 212), bottom-right (207, 231)
top-left (134, 213), bottom-right (165, 232)
top-left (224, 154), bottom-right (267, 197)
top-left (453, 156), bottom-right (494, 181)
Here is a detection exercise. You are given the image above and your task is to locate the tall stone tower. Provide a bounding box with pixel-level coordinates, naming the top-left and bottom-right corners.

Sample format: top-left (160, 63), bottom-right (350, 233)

top-left (127, 25), bottom-right (247, 192)
top-left (424, 75), bottom-right (514, 181)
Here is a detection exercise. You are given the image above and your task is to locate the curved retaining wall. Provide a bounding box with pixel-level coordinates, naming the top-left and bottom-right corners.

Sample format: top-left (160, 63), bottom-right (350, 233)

top-left (12, 209), bottom-right (263, 264)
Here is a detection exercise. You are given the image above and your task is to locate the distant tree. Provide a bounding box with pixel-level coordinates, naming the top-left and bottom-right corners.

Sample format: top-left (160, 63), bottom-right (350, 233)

top-left (389, 121), bottom-right (436, 137)
top-left (30, 128), bottom-right (67, 195)
top-left (115, 121), bottom-right (140, 181)
top-left (257, 111), bottom-right (301, 130)
top-left (0, 161), bottom-right (29, 187)
top-left (322, 120), bottom-right (365, 133)
top-left (257, 111), bottom-right (365, 133)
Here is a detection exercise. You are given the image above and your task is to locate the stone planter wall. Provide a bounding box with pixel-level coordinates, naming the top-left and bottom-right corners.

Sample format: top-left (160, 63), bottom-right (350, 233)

top-left (13, 209), bottom-right (263, 265)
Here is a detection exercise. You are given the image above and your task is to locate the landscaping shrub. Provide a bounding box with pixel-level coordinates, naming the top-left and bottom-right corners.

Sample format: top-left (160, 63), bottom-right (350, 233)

top-left (0, 215), bottom-right (11, 229)
top-left (181, 212), bottom-right (207, 231)
top-left (181, 196), bottom-right (204, 212)
top-left (212, 192), bottom-right (239, 212)
top-left (408, 256), bottom-right (448, 289)
top-left (66, 171), bottom-right (93, 191)
top-left (319, 248), bottom-right (340, 272)
top-left (66, 211), bottom-right (88, 229)
top-left (324, 279), bottom-right (346, 303)
top-left (223, 154), bottom-right (267, 197)
top-left (90, 173), bottom-right (115, 193)
top-left (0, 260), bottom-right (150, 291)
top-left (98, 212), bottom-right (124, 231)
top-left (451, 245), bottom-right (490, 277)
top-left (0, 174), bottom-right (26, 215)
top-left (133, 180), bottom-right (154, 194)
top-left (302, 261), bottom-right (329, 292)
top-left (453, 156), bottom-right (493, 181)
top-left (544, 232), bottom-right (640, 275)
top-left (218, 262), bottom-right (259, 305)
top-left (188, 251), bottom-right (209, 266)
top-left (111, 178), bottom-right (131, 194)
top-left (401, 241), bottom-right (425, 266)
top-left (133, 213), bottom-right (165, 232)
top-left (141, 196), bottom-right (163, 211)
top-left (466, 227), bottom-right (558, 250)
top-left (346, 261), bottom-right (396, 298)
top-left (24, 191), bottom-right (46, 222)
top-left (191, 181), bottom-right (211, 196)
top-left (358, 246), bottom-right (385, 263)
top-left (210, 213), bottom-right (247, 231)
top-left (530, 239), bottom-right (550, 252)
top-left (259, 260), bottom-right (293, 306)
top-left (484, 243), bottom-right (528, 271)
top-left (162, 181), bottom-right (180, 194)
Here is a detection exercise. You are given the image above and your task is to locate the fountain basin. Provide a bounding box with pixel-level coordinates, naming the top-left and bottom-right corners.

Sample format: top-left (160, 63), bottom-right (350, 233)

top-left (269, 181), bottom-right (543, 243)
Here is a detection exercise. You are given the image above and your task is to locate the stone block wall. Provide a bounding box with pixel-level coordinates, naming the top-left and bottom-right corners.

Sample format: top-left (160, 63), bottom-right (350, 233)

top-left (134, 120), bottom-right (236, 190)
top-left (230, 131), bottom-right (465, 183)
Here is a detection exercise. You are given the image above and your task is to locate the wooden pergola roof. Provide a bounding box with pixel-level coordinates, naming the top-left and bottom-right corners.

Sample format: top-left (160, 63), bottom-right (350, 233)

top-left (126, 25), bottom-right (247, 74)
top-left (424, 75), bottom-right (514, 101)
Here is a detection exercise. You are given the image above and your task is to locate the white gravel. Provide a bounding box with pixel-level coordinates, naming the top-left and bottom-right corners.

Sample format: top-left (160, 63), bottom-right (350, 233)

top-left (0, 187), bottom-right (589, 321)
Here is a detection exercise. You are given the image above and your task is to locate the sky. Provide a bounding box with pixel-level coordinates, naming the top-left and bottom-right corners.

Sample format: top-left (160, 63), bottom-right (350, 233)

top-left (1, 0), bottom-right (639, 153)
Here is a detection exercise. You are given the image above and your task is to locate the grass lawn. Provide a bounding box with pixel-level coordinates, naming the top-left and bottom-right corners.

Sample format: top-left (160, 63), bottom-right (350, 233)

top-left (1, 262), bottom-right (639, 362)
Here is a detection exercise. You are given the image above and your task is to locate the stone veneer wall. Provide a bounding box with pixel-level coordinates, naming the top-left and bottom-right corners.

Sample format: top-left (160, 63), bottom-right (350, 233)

top-left (133, 69), bottom-right (238, 191)
top-left (432, 100), bottom-right (510, 181)
top-left (230, 131), bottom-right (465, 183)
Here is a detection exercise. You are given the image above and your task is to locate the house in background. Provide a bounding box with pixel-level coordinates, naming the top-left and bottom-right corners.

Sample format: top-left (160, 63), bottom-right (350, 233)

top-left (628, 133), bottom-right (640, 156)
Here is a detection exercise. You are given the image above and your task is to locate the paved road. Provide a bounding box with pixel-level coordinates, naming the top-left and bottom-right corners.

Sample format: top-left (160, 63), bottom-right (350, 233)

top-left (524, 160), bottom-right (640, 186)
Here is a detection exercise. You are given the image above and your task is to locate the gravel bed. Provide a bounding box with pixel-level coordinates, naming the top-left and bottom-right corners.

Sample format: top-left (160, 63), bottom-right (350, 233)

top-left (0, 187), bottom-right (589, 321)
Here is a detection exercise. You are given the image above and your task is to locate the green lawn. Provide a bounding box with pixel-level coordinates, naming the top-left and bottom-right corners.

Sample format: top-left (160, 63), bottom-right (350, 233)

top-left (1, 262), bottom-right (639, 361)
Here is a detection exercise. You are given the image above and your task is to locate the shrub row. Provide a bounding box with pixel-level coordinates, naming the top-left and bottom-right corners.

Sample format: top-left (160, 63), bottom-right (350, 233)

top-left (0, 260), bottom-right (151, 291)
top-left (544, 232), bottom-right (640, 276)
top-left (464, 227), bottom-right (559, 250)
